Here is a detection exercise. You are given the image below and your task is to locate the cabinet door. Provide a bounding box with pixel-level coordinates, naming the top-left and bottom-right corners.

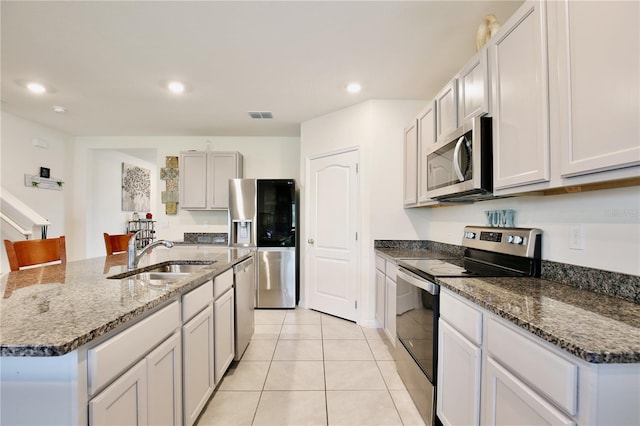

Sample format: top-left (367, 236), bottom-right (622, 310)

top-left (552, 0), bottom-right (640, 177)
top-left (483, 357), bottom-right (575, 426)
top-left (180, 152), bottom-right (208, 209)
top-left (417, 102), bottom-right (436, 204)
top-left (403, 120), bottom-right (418, 207)
top-left (89, 359), bottom-right (148, 426)
top-left (459, 49), bottom-right (489, 121)
top-left (214, 289), bottom-right (235, 384)
top-left (435, 78), bottom-right (458, 141)
top-left (384, 276), bottom-right (396, 343)
top-left (491, 0), bottom-right (550, 190)
top-left (147, 331), bottom-right (182, 426)
top-left (208, 152), bottom-right (240, 209)
top-left (437, 321), bottom-right (481, 426)
top-left (182, 306), bottom-right (215, 426)
top-left (375, 269), bottom-right (385, 328)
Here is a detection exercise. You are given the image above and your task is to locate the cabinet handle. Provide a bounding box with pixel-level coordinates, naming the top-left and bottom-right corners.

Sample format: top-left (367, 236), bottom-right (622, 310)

top-left (453, 135), bottom-right (466, 182)
top-left (307, 238), bottom-right (315, 244)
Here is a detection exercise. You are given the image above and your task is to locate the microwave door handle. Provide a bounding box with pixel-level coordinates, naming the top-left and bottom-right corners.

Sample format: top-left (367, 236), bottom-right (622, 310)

top-left (453, 135), bottom-right (466, 182)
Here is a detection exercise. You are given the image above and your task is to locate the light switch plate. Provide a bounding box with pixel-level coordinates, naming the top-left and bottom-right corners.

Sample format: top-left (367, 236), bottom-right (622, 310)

top-left (569, 225), bottom-right (584, 250)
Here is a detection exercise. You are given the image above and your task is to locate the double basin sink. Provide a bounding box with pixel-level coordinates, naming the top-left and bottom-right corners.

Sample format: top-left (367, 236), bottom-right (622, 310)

top-left (108, 262), bottom-right (215, 282)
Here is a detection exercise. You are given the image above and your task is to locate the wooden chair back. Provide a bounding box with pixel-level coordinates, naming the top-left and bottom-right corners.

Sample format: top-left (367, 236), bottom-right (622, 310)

top-left (104, 233), bottom-right (133, 255)
top-left (4, 236), bottom-right (67, 271)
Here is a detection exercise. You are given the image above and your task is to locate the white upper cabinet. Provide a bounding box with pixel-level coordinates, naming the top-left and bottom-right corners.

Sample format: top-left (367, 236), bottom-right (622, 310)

top-left (180, 151), bottom-right (243, 210)
top-left (550, 0), bottom-right (640, 178)
top-left (458, 49), bottom-right (490, 121)
top-left (417, 102), bottom-right (436, 204)
top-left (403, 120), bottom-right (419, 207)
top-left (435, 78), bottom-right (458, 142)
top-left (490, 0), bottom-right (550, 191)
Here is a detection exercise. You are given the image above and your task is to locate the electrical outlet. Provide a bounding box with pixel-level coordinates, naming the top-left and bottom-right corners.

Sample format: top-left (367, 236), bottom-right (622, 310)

top-left (569, 225), bottom-right (584, 250)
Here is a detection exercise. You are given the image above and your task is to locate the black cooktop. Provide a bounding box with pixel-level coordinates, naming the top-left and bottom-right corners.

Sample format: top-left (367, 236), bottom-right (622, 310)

top-left (398, 258), bottom-right (476, 281)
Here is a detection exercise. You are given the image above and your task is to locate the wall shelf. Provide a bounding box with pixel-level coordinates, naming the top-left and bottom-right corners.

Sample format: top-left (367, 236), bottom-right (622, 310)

top-left (24, 174), bottom-right (64, 191)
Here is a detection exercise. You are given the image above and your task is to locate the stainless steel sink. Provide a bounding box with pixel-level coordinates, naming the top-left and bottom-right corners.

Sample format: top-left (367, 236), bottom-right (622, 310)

top-left (130, 272), bottom-right (190, 281)
top-left (145, 264), bottom-right (209, 274)
top-left (107, 261), bottom-right (215, 279)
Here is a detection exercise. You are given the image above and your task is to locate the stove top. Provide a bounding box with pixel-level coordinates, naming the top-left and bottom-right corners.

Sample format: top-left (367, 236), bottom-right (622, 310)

top-left (398, 259), bottom-right (475, 281)
top-left (398, 226), bottom-right (543, 281)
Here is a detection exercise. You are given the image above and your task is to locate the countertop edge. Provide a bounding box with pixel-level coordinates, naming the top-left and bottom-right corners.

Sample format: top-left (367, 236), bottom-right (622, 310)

top-left (0, 251), bottom-right (252, 357)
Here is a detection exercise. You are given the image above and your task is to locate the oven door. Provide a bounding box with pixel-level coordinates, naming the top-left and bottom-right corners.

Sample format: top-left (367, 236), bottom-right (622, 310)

top-left (395, 267), bottom-right (439, 425)
top-left (395, 267), bottom-right (439, 382)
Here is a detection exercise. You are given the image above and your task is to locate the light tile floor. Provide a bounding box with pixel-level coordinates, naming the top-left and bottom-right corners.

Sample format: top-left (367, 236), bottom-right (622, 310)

top-left (197, 307), bottom-right (426, 426)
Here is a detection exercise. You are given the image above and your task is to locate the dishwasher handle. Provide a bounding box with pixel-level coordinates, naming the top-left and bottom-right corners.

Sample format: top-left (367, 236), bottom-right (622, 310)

top-left (234, 257), bottom-right (254, 272)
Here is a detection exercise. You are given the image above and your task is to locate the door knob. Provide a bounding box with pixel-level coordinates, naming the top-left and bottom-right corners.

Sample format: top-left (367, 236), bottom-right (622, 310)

top-left (307, 238), bottom-right (315, 244)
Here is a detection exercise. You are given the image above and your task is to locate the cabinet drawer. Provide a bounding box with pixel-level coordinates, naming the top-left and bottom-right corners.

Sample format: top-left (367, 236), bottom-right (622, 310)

top-left (486, 318), bottom-right (578, 415)
top-left (182, 281), bottom-right (213, 322)
top-left (88, 301), bottom-right (180, 396)
top-left (440, 290), bottom-right (483, 345)
top-left (385, 261), bottom-right (397, 282)
top-left (213, 269), bottom-right (234, 300)
top-left (375, 255), bottom-right (386, 273)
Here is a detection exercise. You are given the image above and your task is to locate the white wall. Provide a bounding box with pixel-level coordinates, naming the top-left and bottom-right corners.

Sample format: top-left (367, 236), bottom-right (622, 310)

top-left (0, 111), bottom-right (74, 273)
top-left (300, 99), bottom-right (429, 325)
top-left (86, 150), bottom-right (157, 259)
top-left (73, 136), bottom-right (299, 259)
top-left (427, 187), bottom-right (640, 275)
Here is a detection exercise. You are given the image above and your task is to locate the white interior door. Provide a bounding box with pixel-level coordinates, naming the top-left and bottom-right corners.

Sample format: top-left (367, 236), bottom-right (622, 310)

top-left (307, 149), bottom-right (359, 321)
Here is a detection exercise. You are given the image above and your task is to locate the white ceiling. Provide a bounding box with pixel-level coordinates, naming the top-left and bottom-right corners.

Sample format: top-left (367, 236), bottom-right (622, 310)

top-left (1, 1), bottom-right (522, 137)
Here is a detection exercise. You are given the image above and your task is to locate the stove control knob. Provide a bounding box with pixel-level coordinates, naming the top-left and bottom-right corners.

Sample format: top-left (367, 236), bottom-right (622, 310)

top-left (513, 235), bottom-right (524, 245)
top-left (465, 232), bottom-right (476, 239)
top-left (506, 235), bottom-right (514, 244)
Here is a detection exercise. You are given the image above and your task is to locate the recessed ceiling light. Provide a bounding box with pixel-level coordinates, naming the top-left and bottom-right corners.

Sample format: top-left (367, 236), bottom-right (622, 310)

top-left (52, 105), bottom-right (66, 113)
top-left (27, 82), bottom-right (47, 94)
top-left (346, 82), bottom-right (362, 94)
top-left (167, 81), bottom-right (185, 94)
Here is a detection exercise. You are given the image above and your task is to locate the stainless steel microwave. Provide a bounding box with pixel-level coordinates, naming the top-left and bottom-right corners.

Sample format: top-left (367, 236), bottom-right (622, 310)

top-left (424, 116), bottom-right (493, 202)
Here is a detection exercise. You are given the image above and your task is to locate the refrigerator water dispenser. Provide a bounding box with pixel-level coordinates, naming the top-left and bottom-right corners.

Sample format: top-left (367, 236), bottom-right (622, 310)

top-left (233, 220), bottom-right (252, 245)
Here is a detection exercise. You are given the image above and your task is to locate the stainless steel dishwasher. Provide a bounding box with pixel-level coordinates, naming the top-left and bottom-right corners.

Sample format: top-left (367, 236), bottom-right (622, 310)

top-left (233, 256), bottom-right (255, 360)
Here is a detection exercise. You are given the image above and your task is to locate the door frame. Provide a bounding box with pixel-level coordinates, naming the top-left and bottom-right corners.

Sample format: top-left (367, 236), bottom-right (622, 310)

top-left (301, 146), bottom-right (361, 321)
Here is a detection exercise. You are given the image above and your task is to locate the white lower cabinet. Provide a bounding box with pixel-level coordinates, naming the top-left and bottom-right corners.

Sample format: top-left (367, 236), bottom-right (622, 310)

top-left (438, 288), bottom-right (640, 426)
top-left (374, 254), bottom-right (397, 343)
top-left (437, 321), bottom-right (482, 426)
top-left (437, 290), bottom-right (483, 426)
top-left (90, 359), bottom-right (148, 426)
top-left (147, 331), bottom-right (182, 426)
top-left (214, 286), bottom-right (235, 384)
top-left (483, 356), bottom-right (574, 426)
top-left (182, 305), bottom-right (215, 426)
top-left (91, 331), bottom-right (181, 426)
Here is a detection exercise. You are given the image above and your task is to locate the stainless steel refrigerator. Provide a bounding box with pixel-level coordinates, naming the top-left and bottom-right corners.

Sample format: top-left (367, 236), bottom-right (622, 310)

top-left (229, 178), bottom-right (298, 308)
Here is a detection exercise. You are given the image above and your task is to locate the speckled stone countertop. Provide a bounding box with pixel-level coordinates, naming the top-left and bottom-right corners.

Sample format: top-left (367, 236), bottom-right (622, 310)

top-left (0, 246), bottom-right (252, 357)
top-left (438, 276), bottom-right (640, 364)
top-left (375, 246), bottom-right (640, 364)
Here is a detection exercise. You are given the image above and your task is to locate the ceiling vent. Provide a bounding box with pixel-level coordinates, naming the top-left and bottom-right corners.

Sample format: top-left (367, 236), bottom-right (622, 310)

top-left (248, 111), bottom-right (273, 119)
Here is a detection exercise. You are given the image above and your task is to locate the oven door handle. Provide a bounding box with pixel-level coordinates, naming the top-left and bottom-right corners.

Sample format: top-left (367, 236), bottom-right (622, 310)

top-left (397, 268), bottom-right (439, 295)
top-left (453, 135), bottom-right (466, 182)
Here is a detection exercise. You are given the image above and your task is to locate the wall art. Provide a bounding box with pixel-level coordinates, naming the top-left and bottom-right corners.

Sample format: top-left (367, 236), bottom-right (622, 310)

top-left (122, 162), bottom-right (150, 212)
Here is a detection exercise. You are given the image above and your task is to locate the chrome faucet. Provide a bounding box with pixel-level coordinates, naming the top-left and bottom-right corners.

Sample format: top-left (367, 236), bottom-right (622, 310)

top-left (127, 230), bottom-right (174, 270)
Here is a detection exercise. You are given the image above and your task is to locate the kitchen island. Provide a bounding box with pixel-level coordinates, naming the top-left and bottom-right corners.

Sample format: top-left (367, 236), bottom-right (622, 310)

top-left (0, 245), bottom-right (253, 425)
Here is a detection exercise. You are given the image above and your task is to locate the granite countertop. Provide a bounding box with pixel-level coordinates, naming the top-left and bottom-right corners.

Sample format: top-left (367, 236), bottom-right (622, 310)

top-left (0, 246), bottom-right (253, 357)
top-left (376, 248), bottom-right (640, 364)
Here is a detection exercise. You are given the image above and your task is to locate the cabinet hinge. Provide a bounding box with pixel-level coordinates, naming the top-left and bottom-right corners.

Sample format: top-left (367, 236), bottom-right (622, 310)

top-left (356, 163), bottom-right (359, 174)
top-left (355, 300), bottom-right (358, 309)
top-left (355, 232), bottom-right (358, 241)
